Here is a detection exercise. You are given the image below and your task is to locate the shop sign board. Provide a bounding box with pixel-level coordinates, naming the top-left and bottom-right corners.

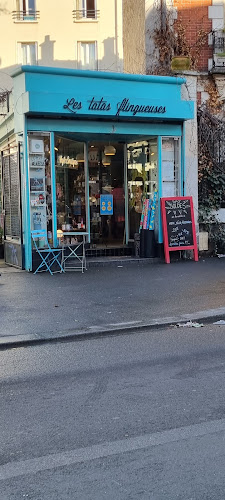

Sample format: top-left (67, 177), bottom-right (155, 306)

top-left (13, 67), bottom-right (194, 128)
top-left (100, 195), bottom-right (113, 215)
top-left (26, 90), bottom-right (193, 122)
top-left (161, 196), bottom-right (198, 264)
top-left (63, 96), bottom-right (166, 118)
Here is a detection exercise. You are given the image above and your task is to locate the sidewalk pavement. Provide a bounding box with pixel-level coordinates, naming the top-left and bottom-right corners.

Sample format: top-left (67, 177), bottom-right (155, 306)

top-left (1, 257), bottom-right (225, 348)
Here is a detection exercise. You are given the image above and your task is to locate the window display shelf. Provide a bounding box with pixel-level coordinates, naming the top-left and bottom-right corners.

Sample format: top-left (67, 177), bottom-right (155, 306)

top-left (60, 231), bottom-right (88, 236)
top-left (29, 166), bottom-right (45, 169)
top-left (30, 190), bottom-right (45, 194)
top-left (30, 204), bottom-right (46, 208)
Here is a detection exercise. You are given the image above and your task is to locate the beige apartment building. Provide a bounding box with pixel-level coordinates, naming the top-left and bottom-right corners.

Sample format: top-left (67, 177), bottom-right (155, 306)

top-left (0, 0), bottom-right (145, 90)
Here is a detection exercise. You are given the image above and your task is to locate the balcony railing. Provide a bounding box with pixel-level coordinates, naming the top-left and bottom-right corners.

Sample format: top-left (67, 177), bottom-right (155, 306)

top-left (12, 10), bottom-right (40, 21)
top-left (212, 30), bottom-right (225, 69)
top-left (72, 9), bottom-right (99, 21)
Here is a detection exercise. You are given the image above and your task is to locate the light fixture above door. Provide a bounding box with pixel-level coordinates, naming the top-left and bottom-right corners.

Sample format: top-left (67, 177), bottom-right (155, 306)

top-left (102, 154), bottom-right (111, 166)
top-left (104, 145), bottom-right (116, 156)
top-left (76, 153), bottom-right (84, 163)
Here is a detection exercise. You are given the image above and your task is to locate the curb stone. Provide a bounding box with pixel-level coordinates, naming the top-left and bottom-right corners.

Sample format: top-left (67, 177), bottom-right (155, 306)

top-left (1, 309), bottom-right (225, 350)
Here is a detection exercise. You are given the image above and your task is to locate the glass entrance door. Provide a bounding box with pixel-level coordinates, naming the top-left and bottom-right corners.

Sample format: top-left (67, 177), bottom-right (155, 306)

top-left (127, 139), bottom-right (158, 239)
top-left (88, 142), bottom-right (125, 247)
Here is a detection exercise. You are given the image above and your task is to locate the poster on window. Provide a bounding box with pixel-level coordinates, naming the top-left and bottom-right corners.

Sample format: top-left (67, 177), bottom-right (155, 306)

top-left (162, 140), bottom-right (174, 152)
top-left (162, 161), bottom-right (174, 182)
top-left (100, 194), bottom-right (113, 215)
top-left (30, 177), bottom-right (44, 192)
top-left (29, 154), bottom-right (45, 167)
top-left (29, 139), bottom-right (44, 154)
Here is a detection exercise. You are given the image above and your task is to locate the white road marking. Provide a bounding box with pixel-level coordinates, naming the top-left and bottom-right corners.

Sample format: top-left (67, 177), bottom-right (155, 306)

top-left (1, 418), bottom-right (225, 480)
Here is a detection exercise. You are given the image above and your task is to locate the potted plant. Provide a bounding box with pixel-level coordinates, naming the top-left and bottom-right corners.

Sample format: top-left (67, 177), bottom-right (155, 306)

top-left (0, 227), bottom-right (4, 259)
top-left (171, 56), bottom-right (191, 71)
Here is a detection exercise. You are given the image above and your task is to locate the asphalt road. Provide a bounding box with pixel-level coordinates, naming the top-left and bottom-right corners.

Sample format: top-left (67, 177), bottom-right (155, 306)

top-left (2, 324), bottom-right (225, 499)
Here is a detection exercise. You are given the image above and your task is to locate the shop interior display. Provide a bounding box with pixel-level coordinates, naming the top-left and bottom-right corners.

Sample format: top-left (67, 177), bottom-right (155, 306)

top-left (55, 136), bottom-right (86, 233)
top-left (55, 136), bottom-right (125, 247)
top-left (29, 134), bottom-right (160, 252)
top-left (88, 142), bottom-right (125, 246)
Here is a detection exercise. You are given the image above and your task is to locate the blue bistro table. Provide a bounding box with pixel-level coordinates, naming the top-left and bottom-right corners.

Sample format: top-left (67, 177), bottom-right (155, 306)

top-left (58, 232), bottom-right (88, 272)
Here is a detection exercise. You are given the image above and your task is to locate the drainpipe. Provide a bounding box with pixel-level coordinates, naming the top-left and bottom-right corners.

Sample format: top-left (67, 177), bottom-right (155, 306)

top-left (115, 0), bottom-right (123, 72)
top-left (115, 0), bottom-right (119, 70)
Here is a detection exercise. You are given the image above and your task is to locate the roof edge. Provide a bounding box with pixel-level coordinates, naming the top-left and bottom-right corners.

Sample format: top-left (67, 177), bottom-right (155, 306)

top-left (11, 65), bottom-right (186, 86)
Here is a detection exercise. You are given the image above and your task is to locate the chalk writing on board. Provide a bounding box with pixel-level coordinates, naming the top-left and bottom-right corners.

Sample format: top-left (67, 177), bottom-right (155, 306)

top-left (165, 198), bottom-right (193, 247)
top-left (161, 196), bottom-right (198, 264)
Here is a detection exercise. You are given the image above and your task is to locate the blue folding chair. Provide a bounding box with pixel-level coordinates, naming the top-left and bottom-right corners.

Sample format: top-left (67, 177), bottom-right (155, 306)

top-left (31, 230), bottom-right (65, 275)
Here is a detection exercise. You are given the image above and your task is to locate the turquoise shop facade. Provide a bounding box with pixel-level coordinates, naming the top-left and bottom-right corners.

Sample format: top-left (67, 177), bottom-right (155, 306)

top-left (1, 65), bottom-right (194, 270)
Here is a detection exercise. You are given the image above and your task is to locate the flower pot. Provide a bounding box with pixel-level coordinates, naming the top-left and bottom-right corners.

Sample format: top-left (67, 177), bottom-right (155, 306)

top-left (171, 56), bottom-right (191, 71)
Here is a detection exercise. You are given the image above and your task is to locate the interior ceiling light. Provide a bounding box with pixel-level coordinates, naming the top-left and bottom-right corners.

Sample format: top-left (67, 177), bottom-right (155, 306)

top-left (102, 154), bottom-right (111, 166)
top-left (104, 145), bottom-right (116, 156)
top-left (76, 153), bottom-right (84, 162)
top-left (151, 152), bottom-right (155, 156)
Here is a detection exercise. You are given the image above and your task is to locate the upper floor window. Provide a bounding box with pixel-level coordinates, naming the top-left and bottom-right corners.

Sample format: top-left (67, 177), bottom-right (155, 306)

top-left (73, 0), bottom-right (99, 21)
top-left (17, 42), bottom-right (37, 65)
top-left (13, 0), bottom-right (39, 21)
top-left (82, 0), bottom-right (95, 17)
top-left (78, 42), bottom-right (97, 70)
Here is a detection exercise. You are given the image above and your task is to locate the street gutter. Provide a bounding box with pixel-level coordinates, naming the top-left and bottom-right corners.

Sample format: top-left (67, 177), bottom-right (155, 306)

top-left (1, 307), bottom-right (225, 350)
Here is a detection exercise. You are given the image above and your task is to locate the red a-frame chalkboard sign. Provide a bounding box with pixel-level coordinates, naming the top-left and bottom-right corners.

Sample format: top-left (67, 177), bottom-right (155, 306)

top-left (161, 196), bottom-right (198, 264)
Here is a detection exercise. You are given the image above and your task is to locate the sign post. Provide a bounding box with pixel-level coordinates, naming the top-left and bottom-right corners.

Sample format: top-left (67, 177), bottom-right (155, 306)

top-left (161, 196), bottom-right (198, 264)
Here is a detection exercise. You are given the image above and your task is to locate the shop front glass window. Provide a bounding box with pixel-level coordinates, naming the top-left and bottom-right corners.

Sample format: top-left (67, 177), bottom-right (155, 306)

top-left (161, 137), bottom-right (181, 197)
top-left (127, 139), bottom-right (158, 239)
top-left (55, 136), bottom-right (86, 232)
top-left (28, 133), bottom-right (52, 241)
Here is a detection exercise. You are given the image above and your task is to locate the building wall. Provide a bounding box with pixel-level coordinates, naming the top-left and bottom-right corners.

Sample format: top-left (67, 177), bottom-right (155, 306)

top-left (146, 0), bottom-right (214, 74)
top-left (173, 0), bottom-right (212, 72)
top-left (0, 0), bottom-right (125, 90)
top-left (123, 0), bottom-right (146, 74)
top-left (145, 0), bottom-right (162, 75)
top-left (180, 73), bottom-right (198, 226)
